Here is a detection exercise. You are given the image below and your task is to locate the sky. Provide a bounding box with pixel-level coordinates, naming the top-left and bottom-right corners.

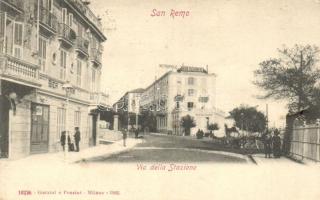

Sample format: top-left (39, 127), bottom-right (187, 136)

top-left (89, 0), bottom-right (320, 128)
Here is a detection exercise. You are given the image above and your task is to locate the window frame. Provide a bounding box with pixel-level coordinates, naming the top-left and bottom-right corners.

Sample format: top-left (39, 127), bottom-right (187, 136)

top-left (59, 49), bottom-right (67, 80)
top-left (13, 21), bottom-right (23, 59)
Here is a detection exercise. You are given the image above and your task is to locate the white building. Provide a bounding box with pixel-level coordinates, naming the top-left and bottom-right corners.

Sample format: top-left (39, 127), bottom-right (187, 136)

top-left (140, 66), bottom-right (226, 136)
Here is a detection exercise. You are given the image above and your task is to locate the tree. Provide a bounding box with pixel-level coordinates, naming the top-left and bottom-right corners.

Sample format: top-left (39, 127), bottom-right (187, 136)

top-left (229, 105), bottom-right (266, 133)
top-left (254, 44), bottom-right (320, 113)
top-left (139, 110), bottom-right (157, 132)
top-left (207, 123), bottom-right (219, 137)
top-left (180, 115), bottom-right (196, 136)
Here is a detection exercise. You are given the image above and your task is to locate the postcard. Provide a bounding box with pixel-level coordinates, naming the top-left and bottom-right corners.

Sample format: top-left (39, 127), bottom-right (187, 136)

top-left (0, 0), bottom-right (320, 200)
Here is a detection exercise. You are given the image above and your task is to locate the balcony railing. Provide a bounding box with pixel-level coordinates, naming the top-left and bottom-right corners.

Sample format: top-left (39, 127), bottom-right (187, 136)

top-left (75, 36), bottom-right (89, 57)
top-left (35, 5), bottom-right (58, 34)
top-left (57, 23), bottom-right (76, 46)
top-left (90, 48), bottom-right (102, 65)
top-left (0, 54), bottom-right (40, 85)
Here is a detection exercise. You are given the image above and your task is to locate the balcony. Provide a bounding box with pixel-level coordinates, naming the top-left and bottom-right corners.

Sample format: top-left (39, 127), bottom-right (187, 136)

top-left (57, 23), bottom-right (76, 47)
top-left (90, 48), bottom-right (102, 65)
top-left (75, 36), bottom-right (89, 57)
top-left (0, 0), bottom-right (23, 14)
top-left (35, 5), bottom-right (58, 35)
top-left (0, 54), bottom-right (40, 86)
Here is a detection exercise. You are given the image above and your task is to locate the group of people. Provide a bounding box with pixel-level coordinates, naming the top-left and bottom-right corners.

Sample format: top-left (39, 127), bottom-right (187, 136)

top-left (60, 127), bottom-right (81, 152)
top-left (263, 130), bottom-right (281, 158)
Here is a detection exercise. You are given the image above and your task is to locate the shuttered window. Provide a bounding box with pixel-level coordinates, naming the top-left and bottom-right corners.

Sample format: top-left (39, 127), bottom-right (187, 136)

top-left (76, 59), bottom-right (82, 86)
top-left (74, 111), bottom-right (81, 129)
top-left (13, 22), bottom-right (23, 58)
top-left (60, 50), bottom-right (67, 80)
top-left (57, 108), bottom-right (66, 140)
top-left (39, 37), bottom-right (47, 71)
top-left (62, 8), bottom-right (67, 24)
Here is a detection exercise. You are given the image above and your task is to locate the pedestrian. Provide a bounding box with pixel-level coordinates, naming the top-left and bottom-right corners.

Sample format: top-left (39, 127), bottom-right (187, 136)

top-left (122, 128), bottom-right (128, 147)
top-left (134, 127), bottom-right (139, 138)
top-left (272, 130), bottom-right (281, 158)
top-left (263, 131), bottom-right (272, 158)
top-left (60, 131), bottom-right (66, 151)
top-left (74, 127), bottom-right (81, 152)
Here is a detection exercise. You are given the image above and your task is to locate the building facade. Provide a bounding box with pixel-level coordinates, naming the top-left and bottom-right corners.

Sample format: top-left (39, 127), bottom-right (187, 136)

top-left (0, 0), bottom-right (107, 159)
top-left (140, 66), bottom-right (226, 136)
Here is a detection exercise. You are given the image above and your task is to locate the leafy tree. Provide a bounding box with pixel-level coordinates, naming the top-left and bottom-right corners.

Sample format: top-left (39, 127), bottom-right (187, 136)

top-left (207, 123), bottom-right (219, 136)
top-left (180, 115), bottom-right (196, 136)
top-left (254, 44), bottom-right (320, 113)
top-left (140, 110), bottom-right (157, 132)
top-left (229, 105), bottom-right (266, 133)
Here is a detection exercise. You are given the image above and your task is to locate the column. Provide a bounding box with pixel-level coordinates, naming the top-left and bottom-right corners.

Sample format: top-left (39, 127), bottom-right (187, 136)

top-left (113, 115), bottom-right (119, 131)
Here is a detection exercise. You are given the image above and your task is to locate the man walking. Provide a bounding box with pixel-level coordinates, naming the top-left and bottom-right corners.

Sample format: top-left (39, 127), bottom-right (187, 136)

top-left (263, 131), bottom-right (272, 158)
top-left (122, 128), bottom-right (128, 147)
top-left (74, 127), bottom-right (81, 152)
top-left (272, 129), bottom-right (281, 158)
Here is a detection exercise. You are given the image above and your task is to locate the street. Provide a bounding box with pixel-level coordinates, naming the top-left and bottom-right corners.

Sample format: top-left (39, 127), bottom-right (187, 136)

top-left (85, 134), bottom-right (248, 163)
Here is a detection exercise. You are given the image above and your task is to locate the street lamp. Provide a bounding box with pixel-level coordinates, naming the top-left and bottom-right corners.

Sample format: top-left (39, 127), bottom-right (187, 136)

top-left (62, 82), bottom-right (73, 159)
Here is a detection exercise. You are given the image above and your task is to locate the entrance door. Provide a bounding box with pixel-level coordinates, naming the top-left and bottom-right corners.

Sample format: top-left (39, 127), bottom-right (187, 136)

top-left (0, 95), bottom-right (10, 158)
top-left (30, 103), bottom-right (49, 154)
top-left (92, 115), bottom-right (97, 146)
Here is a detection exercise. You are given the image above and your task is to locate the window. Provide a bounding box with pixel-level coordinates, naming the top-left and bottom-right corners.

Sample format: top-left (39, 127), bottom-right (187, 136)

top-left (78, 23), bottom-right (83, 37)
top-left (13, 22), bottom-right (23, 58)
top-left (60, 50), bottom-right (67, 80)
top-left (188, 89), bottom-right (195, 96)
top-left (57, 108), bottom-right (66, 140)
top-left (68, 13), bottom-right (73, 27)
top-left (87, 115), bottom-right (92, 138)
top-left (188, 77), bottom-right (195, 85)
top-left (62, 8), bottom-right (67, 24)
top-left (176, 101), bottom-right (180, 109)
top-left (76, 59), bottom-right (82, 86)
top-left (39, 37), bottom-right (47, 71)
top-left (42, 0), bottom-right (53, 11)
top-left (74, 111), bottom-right (81, 128)
top-left (86, 62), bottom-right (90, 90)
top-left (187, 102), bottom-right (194, 111)
top-left (48, 0), bottom-right (52, 11)
top-left (91, 68), bottom-right (96, 91)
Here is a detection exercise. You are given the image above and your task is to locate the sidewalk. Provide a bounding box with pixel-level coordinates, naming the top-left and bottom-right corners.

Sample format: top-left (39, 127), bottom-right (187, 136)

top-left (0, 138), bottom-right (142, 168)
top-left (251, 153), bottom-right (302, 166)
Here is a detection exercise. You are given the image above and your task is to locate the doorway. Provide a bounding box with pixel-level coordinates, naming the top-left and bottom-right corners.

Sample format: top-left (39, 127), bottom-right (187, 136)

top-left (0, 94), bottom-right (10, 158)
top-left (30, 103), bottom-right (49, 154)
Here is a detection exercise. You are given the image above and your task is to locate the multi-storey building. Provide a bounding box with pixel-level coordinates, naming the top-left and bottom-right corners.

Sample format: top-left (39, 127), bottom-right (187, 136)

top-left (113, 88), bottom-right (144, 130)
top-left (0, 0), bottom-right (107, 159)
top-left (140, 66), bottom-right (226, 136)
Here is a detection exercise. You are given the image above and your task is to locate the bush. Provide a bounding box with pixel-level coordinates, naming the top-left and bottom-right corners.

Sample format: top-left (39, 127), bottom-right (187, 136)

top-left (196, 131), bottom-right (204, 139)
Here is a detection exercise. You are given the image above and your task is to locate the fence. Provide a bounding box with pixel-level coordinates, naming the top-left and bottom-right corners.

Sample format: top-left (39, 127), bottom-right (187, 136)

top-left (290, 124), bottom-right (320, 162)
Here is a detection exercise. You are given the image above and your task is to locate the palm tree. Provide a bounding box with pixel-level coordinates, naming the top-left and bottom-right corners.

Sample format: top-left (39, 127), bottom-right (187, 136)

top-left (180, 115), bottom-right (196, 136)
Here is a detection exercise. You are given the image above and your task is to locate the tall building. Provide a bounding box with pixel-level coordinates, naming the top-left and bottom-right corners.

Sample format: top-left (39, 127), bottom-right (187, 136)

top-left (139, 66), bottom-right (226, 136)
top-left (0, 0), bottom-right (107, 159)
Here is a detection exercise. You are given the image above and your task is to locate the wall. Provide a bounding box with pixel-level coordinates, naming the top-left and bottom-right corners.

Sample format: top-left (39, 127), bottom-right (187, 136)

top-left (9, 101), bottom-right (31, 159)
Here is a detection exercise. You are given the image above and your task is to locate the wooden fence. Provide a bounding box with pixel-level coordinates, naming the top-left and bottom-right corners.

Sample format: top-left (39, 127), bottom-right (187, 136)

top-left (290, 124), bottom-right (320, 162)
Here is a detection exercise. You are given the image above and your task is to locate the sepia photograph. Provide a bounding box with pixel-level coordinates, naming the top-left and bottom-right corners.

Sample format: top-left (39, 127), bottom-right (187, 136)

top-left (0, 0), bottom-right (320, 199)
